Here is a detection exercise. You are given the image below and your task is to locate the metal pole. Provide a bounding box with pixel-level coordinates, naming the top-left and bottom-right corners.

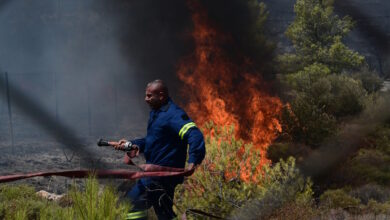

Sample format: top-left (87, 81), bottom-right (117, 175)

top-left (87, 79), bottom-right (92, 136)
top-left (5, 72), bottom-right (14, 151)
top-left (0, 73), bottom-right (3, 116)
top-left (114, 76), bottom-right (118, 131)
top-left (53, 71), bottom-right (59, 121)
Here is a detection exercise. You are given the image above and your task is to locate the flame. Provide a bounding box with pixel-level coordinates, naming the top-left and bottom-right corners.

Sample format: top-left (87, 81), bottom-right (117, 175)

top-left (178, 0), bottom-right (283, 181)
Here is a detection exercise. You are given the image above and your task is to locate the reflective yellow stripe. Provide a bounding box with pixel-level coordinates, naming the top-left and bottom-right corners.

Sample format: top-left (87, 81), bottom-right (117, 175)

top-left (126, 215), bottom-right (145, 219)
top-left (179, 122), bottom-right (196, 140)
top-left (178, 122), bottom-right (195, 138)
top-left (126, 211), bottom-right (147, 219)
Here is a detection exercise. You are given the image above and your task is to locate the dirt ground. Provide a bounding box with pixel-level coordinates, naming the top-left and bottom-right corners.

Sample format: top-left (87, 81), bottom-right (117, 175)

top-left (0, 140), bottom-right (142, 194)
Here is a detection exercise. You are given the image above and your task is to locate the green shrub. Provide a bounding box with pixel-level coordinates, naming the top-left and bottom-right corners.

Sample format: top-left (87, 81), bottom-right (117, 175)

top-left (232, 157), bottom-right (313, 219)
top-left (175, 123), bottom-right (313, 219)
top-left (0, 176), bottom-right (131, 220)
top-left (320, 189), bottom-right (361, 209)
top-left (282, 73), bottom-right (367, 146)
top-left (0, 184), bottom-right (61, 220)
top-left (371, 125), bottom-right (390, 155)
top-left (348, 149), bottom-right (390, 185)
top-left (342, 124), bottom-right (390, 185)
top-left (267, 200), bottom-right (318, 220)
top-left (353, 71), bottom-right (383, 94)
top-left (318, 74), bottom-right (366, 117)
top-left (60, 176), bottom-right (131, 220)
top-left (350, 184), bottom-right (390, 204)
top-left (364, 200), bottom-right (390, 215)
top-left (281, 94), bottom-right (337, 146)
top-left (284, 63), bottom-right (331, 92)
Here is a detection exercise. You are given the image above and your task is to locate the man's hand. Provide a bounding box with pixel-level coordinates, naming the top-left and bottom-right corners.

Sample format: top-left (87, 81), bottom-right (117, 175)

top-left (186, 163), bottom-right (197, 171)
top-left (113, 139), bottom-right (128, 151)
top-left (128, 145), bottom-right (140, 158)
top-left (183, 163), bottom-right (198, 177)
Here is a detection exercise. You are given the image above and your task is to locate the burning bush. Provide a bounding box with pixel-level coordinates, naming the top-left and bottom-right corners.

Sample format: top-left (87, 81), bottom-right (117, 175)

top-left (174, 123), bottom-right (313, 219)
top-left (178, 0), bottom-right (283, 179)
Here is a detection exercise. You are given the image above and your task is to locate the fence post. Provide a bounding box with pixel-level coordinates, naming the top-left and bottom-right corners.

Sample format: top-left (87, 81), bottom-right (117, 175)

top-left (5, 72), bottom-right (14, 151)
top-left (53, 71), bottom-right (59, 121)
top-left (87, 78), bottom-right (92, 136)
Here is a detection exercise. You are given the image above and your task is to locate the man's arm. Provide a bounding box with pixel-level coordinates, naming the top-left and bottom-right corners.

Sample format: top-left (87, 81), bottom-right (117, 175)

top-left (170, 111), bottom-right (206, 169)
top-left (184, 128), bottom-right (206, 167)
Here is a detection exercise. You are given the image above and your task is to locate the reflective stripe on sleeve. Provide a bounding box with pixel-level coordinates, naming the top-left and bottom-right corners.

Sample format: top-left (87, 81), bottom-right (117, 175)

top-left (178, 122), bottom-right (196, 140)
top-left (126, 210), bottom-right (147, 219)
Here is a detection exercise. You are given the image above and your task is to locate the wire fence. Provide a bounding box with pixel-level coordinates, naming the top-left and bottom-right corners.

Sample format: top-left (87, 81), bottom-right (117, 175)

top-left (0, 71), bottom-right (147, 150)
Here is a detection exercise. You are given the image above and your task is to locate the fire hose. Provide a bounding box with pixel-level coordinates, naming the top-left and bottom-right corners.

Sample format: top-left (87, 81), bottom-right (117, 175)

top-left (0, 139), bottom-right (225, 219)
top-left (0, 139), bottom-right (194, 183)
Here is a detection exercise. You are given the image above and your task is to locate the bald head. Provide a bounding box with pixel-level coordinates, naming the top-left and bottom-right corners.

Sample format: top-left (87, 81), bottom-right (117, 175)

top-left (147, 80), bottom-right (169, 97)
top-left (145, 79), bottom-right (169, 110)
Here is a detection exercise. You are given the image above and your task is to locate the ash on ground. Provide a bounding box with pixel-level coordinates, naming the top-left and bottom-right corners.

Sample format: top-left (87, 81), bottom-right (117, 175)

top-left (0, 140), bottom-right (143, 195)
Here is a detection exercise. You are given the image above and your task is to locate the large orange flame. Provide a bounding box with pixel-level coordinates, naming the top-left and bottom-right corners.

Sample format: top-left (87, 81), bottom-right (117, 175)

top-left (177, 0), bottom-right (283, 181)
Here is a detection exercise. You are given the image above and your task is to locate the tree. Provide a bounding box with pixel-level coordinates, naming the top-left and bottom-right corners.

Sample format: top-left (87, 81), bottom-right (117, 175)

top-left (279, 0), bottom-right (364, 74)
top-left (278, 0), bottom-right (368, 146)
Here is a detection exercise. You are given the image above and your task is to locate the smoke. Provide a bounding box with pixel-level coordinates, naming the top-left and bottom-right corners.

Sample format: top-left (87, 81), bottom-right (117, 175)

top-left (0, 0), bottom-right (193, 149)
top-left (333, 0), bottom-right (390, 76)
top-left (0, 0), bottom-right (269, 169)
top-left (299, 94), bottom-right (390, 180)
top-left (0, 74), bottom-right (109, 168)
top-left (0, 1), bottom-right (192, 171)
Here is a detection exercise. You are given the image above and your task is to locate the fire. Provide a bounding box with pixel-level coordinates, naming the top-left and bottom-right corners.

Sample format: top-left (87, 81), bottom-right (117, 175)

top-left (177, 0), bottom-right (283, 181)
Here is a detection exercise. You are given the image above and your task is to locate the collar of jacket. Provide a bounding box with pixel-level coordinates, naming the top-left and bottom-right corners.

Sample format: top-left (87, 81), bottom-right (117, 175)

top-left (159, 98), bottom-right (171, 112)
top-left (151, 98), bottom-right (171, 116)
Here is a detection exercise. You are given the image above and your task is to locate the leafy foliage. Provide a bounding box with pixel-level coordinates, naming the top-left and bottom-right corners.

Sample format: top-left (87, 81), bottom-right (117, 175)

top-left (365, 200), bottom-right (390, 215)
top-left (63, 176), bottom-right (131, 220)
top-left (277, 0), bottom-right (372, 147)
top-left (0, 176), bottom-right (131, 220)
top-left (343, 124), bottom-right (390, 185)
top-left (350, 184), bottom-right (390, 204)
top-left (320, 189), bottom-right (361, 209)
top-left (279, 0), bottom-right (364, 74)
top-left (0, 184), bottom-right (59, 220)
top-left (319, 187), bottom-right (390, 215)
top-left (174, 123), bottom-right (313, 219)
top-left (352, 67), bottom-right (383, 94)
top-left (233, 157), bottom-right (313, 219)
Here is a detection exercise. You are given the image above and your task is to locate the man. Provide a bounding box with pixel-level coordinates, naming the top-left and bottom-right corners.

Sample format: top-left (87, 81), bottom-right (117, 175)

top-left (115, 79), bottom-right (206, 220)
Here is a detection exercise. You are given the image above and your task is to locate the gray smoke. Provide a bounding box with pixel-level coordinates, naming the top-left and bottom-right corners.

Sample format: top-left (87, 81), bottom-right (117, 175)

top-left (0, 0), bottom-right (275, 154)
top-left (299, 93), bottom-right (390, 179)
top-left (0, 0), bottom-right (192, 150)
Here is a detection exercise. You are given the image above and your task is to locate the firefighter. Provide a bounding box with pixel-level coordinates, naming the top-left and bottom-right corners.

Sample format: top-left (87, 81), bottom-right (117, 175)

top-left (115, 79), bottom-right (206, 220)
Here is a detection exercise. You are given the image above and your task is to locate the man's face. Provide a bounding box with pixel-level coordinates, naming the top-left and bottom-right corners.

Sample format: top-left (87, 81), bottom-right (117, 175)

top-left (145, 85), bottom-right (162, 110)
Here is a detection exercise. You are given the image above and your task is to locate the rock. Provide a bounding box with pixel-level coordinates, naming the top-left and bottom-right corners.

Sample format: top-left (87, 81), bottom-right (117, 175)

top-left (36, 190), bottom-right (65, 202)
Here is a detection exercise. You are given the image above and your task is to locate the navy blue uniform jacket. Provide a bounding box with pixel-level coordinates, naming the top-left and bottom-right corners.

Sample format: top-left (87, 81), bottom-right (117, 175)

top-left (131, 99), bottom-right (205, 173)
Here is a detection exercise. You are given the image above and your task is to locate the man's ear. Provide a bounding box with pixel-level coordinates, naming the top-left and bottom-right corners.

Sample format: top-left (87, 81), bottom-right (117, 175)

top-left (159, 92), bottom-right (165, 101)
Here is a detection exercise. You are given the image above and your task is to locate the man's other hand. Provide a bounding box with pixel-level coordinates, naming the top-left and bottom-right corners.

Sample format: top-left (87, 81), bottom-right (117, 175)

top-left (128, 145), bottom-right (140, 158)
top-left (186, 163), bottom-right (197, 171)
